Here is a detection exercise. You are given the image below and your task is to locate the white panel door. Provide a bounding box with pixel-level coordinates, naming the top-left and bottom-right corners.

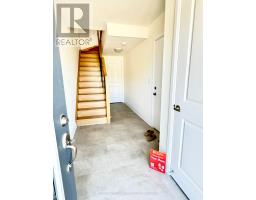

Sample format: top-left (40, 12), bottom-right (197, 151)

top-left (105, 57), bottom-right (124, 103)
top-left (170, 0), bottom-right (202, 199)
top-left (153, 35), bottom-right (164, 131)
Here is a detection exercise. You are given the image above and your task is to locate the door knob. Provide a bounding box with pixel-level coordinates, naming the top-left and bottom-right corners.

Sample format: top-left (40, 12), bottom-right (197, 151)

top-left (173, 104), bottom-right (181, 112)
top-left (62, 132), bottom-right (77, 172)
top-left (153, 92), bottom-right (156, 96)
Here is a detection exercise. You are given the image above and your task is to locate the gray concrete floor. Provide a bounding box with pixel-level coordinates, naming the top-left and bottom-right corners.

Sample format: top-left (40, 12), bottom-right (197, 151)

top-left (74, 103), bottom-right (187, 200)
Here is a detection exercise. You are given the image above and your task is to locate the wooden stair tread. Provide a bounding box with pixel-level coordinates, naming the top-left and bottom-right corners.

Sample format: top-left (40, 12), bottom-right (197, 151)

top-left (78, 86), bottom-right (103, 89)
top-left (78, 99), bottom-right (105, 101)
top-left (80, 54), bottom-right (98, 58)
top-left (79, 82), bottom-right (102, 88)
top-left (80, 66), bottom-right (100, 68)
top-left (77, 107), bottom-right (106, 111)
top-left (80, 63), bottom-right (100, 67)
top-left (79, 88), bottom-right (105, 94)
top-left (79, 66), bottom-right (100, 68)
top-left (82, 52), bottom-right (98, 54)
top-left (80, 51), bottom-right (98, 54)
top-left (79, 80), bottom-right (102, 82)
top-left (78, 86), bottom-right (104, 88)
top-left (80, 67), bottom-right (100, 71)
top-left (78, 93), bottom-right (105, 96)
top-left (79, 75), bottom-right (101, 76)
top-left (79, 71), bottom-right (101, 76)
top-left (77, 108), bottom-right (106, 118)
top-left (77, 115), bottom-right (106, 119)
top-left (78, 100), bottom-right (106, 108)
top-left (78, 94), bottom-right (105, 101)
top-left (80, 58), bottom-right (99, 62)
top-left (78, 99), bottom-right (106, 103)
top-left (78, 92), bottom-right (105, 94)
top-left (76, 116), bottom-right (108, 126)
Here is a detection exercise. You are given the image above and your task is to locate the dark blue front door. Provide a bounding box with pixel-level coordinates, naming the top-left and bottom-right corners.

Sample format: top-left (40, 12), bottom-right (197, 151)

top-left (53, 16), bottom-right (77, 200)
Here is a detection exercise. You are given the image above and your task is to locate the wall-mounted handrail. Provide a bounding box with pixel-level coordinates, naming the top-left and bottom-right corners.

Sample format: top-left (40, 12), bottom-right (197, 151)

top-left (97, 30), bottom-right (110, 123)
top-left (97, 30), bottom-right (107, 76)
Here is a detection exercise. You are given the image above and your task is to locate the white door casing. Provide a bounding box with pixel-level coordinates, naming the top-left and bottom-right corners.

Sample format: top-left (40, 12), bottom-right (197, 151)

top-left (152, 35), bottom-right (164, 131)
top-left (105, 56), bottom-right (124, 103)
top-left (169, 0), bottom-right (203, 199)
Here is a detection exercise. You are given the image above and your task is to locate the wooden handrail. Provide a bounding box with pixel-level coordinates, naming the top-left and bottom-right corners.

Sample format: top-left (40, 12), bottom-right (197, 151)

top-left (97, 30), bottom-right (107, 76)
top-left (101, 57), bottom-right (107, 76)
top-left (75, 50), bottom-right (81, 121)
top-left (97, 30), bottom-right (110, 123)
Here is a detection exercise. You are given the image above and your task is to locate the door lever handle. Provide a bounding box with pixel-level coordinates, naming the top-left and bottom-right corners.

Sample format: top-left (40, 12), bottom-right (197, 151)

top-left (153, 92), bottom-right (156, 96)
top-left (173, 104), bottom-right (181, 112)
top-left (66, 144), bottom-right (77, 163)
top-left (62, 132), bottom-right (77, 171)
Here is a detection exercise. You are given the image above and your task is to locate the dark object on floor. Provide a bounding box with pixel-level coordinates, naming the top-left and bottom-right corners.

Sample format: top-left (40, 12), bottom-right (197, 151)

top-left (146, 132), bottom-right (157, 142)
top-left (144, 129), bottom-right (154, 136)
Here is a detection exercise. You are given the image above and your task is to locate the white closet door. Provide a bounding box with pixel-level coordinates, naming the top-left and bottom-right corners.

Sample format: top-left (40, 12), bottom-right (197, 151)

top-left (105, 57), bottom-right (124, 103)
top-left (153, 35), bottom-right (164, 131)
top-left (170, 0), bottom-right (203, 199)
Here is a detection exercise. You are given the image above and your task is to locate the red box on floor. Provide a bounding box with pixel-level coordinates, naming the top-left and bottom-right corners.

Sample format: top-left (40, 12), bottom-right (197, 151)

top-left (149, 149), bottom-right (166, 174)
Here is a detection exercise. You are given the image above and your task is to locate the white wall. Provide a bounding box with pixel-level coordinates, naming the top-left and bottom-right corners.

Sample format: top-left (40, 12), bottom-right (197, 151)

top-left (107, 23), bottom-right (149, 38)
top-left (80, 30), bottom-right (99, 50)
top-left (59, 46), bottom-right (80, 139)
top-left (124, 13), bottom-right (165, 126)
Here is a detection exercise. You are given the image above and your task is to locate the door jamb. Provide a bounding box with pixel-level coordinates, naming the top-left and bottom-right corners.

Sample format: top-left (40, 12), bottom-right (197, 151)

top-left (165, 0), bottom-right (183, 175)
top-left (151, 33), bottom-right (164, 128)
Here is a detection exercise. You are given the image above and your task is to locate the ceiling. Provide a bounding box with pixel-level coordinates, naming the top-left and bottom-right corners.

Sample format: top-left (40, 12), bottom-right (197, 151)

top-left (55, 0), bottom-right (165, 30)
top-left (55, 0), bottom-right (165, 55)
top-left (103, 36), bottom-right (145, 55)
top-left (91, 0), bottom-right (165, 30)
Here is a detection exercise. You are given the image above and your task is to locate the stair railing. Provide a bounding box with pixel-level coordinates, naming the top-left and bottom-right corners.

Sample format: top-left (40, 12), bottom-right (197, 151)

top-left (97, 30), bottom-right (110, 123)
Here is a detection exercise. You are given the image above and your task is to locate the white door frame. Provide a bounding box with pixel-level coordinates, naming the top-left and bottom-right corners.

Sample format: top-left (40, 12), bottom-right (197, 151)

top-left (164, 0), bottom-right (185, 174)
top-left (151, 33), bottom-right (164, 127)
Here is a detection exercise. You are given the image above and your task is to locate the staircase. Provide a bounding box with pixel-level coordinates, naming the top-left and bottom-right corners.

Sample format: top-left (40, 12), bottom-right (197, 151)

top-left (76, 46), bottom-right (110, 126)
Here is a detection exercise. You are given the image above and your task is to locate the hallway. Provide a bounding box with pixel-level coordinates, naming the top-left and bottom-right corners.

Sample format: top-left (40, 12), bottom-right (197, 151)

top-left (74, 103), bottom-right (187, 200)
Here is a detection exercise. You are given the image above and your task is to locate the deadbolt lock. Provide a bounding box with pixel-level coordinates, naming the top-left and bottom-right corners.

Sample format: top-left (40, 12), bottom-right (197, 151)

top-left (60, 114), bottom-right (69, 127)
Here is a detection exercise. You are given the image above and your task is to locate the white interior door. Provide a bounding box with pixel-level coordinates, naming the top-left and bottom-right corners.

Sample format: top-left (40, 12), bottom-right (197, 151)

top-left (170, 0), bottom-right (202, 199)
top-left (105, 56), bottom-right (124, 103)
top-left (153, 35), bottom-right (164, 131)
